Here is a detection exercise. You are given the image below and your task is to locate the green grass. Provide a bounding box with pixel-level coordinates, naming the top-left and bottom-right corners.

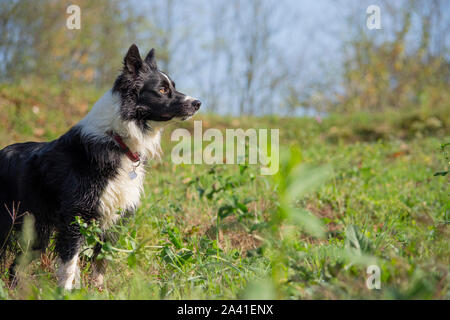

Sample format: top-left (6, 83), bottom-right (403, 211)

top-left (0, 84), bottom-right (448, 299)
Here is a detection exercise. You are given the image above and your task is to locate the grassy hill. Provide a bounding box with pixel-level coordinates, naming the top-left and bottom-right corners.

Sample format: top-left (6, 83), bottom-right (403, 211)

top-left (0, 83), bottom-right (448, 299)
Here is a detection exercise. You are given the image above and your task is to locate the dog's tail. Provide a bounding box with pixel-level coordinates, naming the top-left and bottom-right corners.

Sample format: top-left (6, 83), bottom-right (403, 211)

top-left (0, 147), bottom-right (18, 262)
top-left (0, 205), bottom-right (15, 261)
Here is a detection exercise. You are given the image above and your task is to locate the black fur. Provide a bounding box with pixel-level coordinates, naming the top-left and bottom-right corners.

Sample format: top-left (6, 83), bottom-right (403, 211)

top-left (0, 45), bottom-right (200, 284)
top-left (0, 127), bottom-right (122, 263)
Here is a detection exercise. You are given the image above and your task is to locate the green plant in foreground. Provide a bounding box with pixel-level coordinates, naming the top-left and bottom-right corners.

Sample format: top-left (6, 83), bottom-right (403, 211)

top-left (242, 146), bottom-right (333, 298)
top-left (74, 216), bottom-right (142, 270)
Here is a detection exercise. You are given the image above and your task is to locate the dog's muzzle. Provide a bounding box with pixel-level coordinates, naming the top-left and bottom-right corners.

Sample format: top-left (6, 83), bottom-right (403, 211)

top-left (180, 97), bottom-right (201, 120)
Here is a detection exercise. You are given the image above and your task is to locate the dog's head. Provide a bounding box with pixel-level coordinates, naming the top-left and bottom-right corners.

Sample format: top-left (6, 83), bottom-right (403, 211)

top-left (112, 44), bottom-right (201, 129)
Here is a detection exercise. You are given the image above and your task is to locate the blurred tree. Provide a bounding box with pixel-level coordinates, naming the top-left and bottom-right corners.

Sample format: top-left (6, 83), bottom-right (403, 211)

top-left (233, 0), bottom-right (289, 115)
top-left (339, 0), bottom-right (449, 112)
top-left (209, 0), bottom-right (292, 115)
top-left (0, 0), bottom-right (150, 87)
top-left (284, 0), bottom-right (449, 114)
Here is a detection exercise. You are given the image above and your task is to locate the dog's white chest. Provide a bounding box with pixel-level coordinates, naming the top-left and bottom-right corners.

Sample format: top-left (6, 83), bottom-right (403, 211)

top-left (97, 158), bottom-right (145, 229)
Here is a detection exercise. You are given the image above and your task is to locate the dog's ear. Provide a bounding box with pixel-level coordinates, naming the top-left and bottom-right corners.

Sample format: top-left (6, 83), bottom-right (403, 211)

top-left (144, 48), bottom-right (157, 70)
top-left (123, 44), bottom-right (143, 75)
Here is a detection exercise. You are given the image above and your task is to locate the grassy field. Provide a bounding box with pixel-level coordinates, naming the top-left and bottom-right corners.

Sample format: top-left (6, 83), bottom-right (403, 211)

top-left (0, 83), bottom-right (449, 299)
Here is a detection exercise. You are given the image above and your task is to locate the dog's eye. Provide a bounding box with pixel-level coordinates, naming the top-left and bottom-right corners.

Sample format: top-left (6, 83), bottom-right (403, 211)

top-left (159, 87), bottom-right (169, 94)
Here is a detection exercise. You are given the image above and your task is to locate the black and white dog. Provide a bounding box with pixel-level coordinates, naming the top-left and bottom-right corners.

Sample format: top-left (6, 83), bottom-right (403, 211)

top-left (0, 44), bottom-right (200, 290)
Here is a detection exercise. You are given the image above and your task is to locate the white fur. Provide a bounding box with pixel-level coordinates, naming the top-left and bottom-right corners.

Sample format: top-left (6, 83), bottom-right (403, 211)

top-left (57, 253), bottom-right (79, 290)
top-left (77, 90), bottom-right (162, 229)
top-left (160, 71), bottom-right (172, 86)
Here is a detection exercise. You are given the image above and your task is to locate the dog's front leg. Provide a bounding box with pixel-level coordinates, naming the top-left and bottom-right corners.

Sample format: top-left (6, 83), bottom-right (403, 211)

top-left (90, 231), bottom-right (114, 289)
top-left (90, 210), bottom-right (135, 289)
top-left (56, 253), bottom-right (80, 290)
top-left (55, 222), bottom-right (82, 290)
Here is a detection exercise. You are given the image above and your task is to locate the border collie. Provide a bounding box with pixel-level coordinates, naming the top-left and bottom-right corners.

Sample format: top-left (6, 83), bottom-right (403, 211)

top-left (0, 44), bottom-right (201, 290)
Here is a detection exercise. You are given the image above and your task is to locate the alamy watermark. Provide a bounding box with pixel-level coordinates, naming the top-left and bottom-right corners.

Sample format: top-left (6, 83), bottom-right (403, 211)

top-left (366, 265), bottom-right (381, 290)
top-left (366, 5), bottom-right (382, 30)
top-left (67, 4), bottom-right (382, 31)
top-left (66, 5), bottom-right (81, 30)
top-left (171, 121), bottom-right (279, 175)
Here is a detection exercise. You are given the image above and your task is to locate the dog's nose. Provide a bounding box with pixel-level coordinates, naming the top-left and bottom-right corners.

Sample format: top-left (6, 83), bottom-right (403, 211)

top-left (192, 100), bottom-right (201, 110)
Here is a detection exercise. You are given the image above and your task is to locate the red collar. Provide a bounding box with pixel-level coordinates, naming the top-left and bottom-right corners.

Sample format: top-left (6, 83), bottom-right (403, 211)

top-left (112, 134), bottom-right (140, 163)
